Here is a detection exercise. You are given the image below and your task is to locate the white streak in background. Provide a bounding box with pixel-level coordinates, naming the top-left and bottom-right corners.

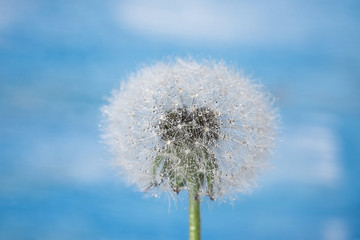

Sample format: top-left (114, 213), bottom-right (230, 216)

top-left (267, 116), bottom-right (343, 187)
top-left (0, 1), bottom-right (13, 29)
top-left (0, 0), bottom-right (16, 44)
top-left (323, 219), bottom-right (348, 240)
top-left (0, 0), bottom-right (37, 44)
top-left (0, 134), bottom-right (112, 196)
top-left (292, 125), bottom-right (341, 184)
top-left (115, 0), bottom-right (356, 45)
top-left (0, 0), bottom-right (35, 29)
top-left (0, 0), bottom-right (19, 29)
top-left (30, 136), bottom-right (111, 183)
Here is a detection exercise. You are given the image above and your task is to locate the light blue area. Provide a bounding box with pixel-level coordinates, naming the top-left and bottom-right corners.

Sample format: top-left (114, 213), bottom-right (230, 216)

top-left (1, 0), bottom-right (359, 239)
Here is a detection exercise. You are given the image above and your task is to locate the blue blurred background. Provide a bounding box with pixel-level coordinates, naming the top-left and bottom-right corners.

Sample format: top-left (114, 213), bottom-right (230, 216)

top-left (1, 0), bottom-right (359, 239)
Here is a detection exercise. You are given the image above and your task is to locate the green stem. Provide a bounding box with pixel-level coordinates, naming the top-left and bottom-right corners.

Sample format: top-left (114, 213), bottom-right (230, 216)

top-left (189, 193), bottom-right (201, 240)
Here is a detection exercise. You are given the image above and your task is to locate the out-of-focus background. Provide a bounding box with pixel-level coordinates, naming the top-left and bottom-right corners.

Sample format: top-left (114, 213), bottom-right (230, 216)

top-left (1, 0), bottom-right (359, 239)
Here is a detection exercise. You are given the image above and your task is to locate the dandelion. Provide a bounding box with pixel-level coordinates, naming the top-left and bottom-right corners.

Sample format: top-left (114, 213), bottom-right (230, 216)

top-left (101, 58), bottom-right (277, 240)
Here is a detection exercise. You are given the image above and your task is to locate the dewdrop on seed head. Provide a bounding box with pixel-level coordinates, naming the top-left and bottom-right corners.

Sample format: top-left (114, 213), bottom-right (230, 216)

top-left (101, 58), bottom-right (277, 201)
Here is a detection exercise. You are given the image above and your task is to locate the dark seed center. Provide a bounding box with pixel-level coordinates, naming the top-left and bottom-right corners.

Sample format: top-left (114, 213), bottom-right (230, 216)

top-left (158, 107), bottom-right (220, 145)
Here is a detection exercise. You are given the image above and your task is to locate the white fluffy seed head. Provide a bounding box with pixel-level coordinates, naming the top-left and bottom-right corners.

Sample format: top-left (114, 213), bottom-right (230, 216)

top-left (101, 58), bottom-right (278, 200)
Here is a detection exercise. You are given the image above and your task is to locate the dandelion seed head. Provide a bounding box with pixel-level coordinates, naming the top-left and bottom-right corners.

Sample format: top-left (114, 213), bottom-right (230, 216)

top-left (101, 58), bottom-right (277, 200)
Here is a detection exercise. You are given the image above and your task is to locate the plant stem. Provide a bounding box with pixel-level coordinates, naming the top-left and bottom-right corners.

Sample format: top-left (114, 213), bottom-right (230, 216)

top-left (189, 194), bottom-right (201, 240)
